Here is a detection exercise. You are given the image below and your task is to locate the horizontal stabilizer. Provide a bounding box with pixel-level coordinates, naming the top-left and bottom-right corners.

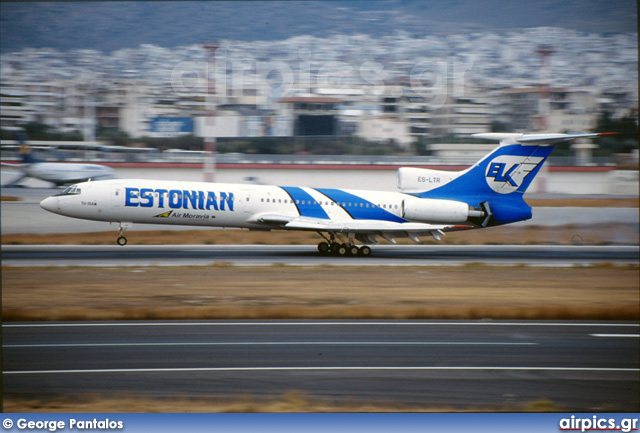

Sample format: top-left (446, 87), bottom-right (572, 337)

top-left (472, 132), bottom-right (616, 146)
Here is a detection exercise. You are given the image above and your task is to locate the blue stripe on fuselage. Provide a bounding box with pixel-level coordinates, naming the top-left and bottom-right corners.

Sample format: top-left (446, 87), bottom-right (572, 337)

top-left (279, 186), bottom-right (330, 219)
top-left (315, 188), bottom-right (406, 223)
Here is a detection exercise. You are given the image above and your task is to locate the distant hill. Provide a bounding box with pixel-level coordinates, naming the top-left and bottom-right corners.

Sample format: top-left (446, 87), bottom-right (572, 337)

top-left (1, 0), bottom-right (636, 53)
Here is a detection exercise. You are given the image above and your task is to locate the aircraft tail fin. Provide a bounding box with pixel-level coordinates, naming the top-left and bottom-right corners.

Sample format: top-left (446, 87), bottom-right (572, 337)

top-left (19, 143), bottom-right (42, 164)
top-left (415, 132), bottom-right (610, 226)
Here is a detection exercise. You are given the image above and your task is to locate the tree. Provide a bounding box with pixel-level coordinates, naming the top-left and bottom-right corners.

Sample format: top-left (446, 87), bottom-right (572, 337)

top-left (592, 111), bottom-right (638, 157)
top-left (11, 122), bottom-right (83, 141)
top-left (96, 127), bottom-right (130, 146)
top-left (21, 122), bottom-right (52, 140)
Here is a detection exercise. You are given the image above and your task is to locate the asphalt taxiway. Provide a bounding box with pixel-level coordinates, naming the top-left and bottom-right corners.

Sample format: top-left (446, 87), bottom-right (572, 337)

top-left (2, 244), bottom-right (638, 267)
top-left (3, 320), bottom-right (638, 410)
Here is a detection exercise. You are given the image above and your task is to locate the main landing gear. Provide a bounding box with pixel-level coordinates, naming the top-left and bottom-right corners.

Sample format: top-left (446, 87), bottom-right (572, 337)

top-left (317, 233), bottom-right (372, 257)
top-left (317, 242), bottom-right (372, 257)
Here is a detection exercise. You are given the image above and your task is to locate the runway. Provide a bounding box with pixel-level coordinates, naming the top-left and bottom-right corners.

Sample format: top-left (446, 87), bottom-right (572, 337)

top-left (2, 244), bottom-right (638, 266)
top-left (3, 320), bottom-right (639, 410)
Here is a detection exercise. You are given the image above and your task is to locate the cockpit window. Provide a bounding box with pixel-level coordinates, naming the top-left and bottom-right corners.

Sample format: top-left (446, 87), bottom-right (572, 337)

top-left (55, 185), bottom-right (82, 196)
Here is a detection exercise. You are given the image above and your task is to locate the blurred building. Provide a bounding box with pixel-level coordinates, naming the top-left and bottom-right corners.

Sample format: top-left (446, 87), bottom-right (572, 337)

top-left (357, 117), bottom-right (412, 148)
top-left (430, 96), bottom-right (491, 136)
top-left (493, 87), bottom-right (600, 133)
top-left (277, 96), bottom-right (342, 137)
top-left (1, 27), bottom-right (636, 148)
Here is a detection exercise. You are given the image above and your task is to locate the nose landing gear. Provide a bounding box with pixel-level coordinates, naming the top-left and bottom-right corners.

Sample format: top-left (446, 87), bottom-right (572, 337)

top-left (115, 222), bottom-right (133, 246)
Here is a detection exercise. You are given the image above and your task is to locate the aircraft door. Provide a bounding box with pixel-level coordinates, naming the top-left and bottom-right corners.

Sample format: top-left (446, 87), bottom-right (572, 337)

top-left (112, 186), bottom-right (124, 207)
top-left (240, 188), bottom-right (254, 215)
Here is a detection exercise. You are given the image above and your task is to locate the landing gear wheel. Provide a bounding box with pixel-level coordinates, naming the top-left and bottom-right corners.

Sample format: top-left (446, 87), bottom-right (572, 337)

top-left (116, 222), bottom-right (132, 246)
top-left (317, 242), bottom-right (330, 254)
top-left (348, 245), bottom-right (360, 256)
top-left (359, 246), bottom-right (372, 256)
top-left (334, 243), bottom-right (348, 256)
top-left (329, 242), bottom-right (340, 255)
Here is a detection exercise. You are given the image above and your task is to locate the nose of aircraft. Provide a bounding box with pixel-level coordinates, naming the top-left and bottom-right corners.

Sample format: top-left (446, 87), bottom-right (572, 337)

top-left (40, 196), bottom-right (59, 213)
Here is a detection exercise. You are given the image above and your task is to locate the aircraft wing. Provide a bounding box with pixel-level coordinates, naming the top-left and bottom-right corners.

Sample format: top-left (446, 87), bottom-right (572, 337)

top-left (248, 213), bottom-right (471, 242)
top-left (1, 162), bottom-right (28, 169)
top-left (2, 172), bottom-right (29, 187)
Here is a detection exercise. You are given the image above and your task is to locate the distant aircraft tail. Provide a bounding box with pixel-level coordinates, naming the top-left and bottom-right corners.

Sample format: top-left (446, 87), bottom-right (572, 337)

top-left (409, 133), bottom-right (610, 227)
top-left (19, 144), bottom-right (42, 164)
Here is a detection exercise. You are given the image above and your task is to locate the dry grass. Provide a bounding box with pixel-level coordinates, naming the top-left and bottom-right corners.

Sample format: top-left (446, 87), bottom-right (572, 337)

top-left (1, 228), bottom-right (321, 246)
top-left (526, 198), bottom-right (639, 208)
top-left (3, 265), bottom-right (638, 322)
top-left (2, 393), bottom-right (561, 413)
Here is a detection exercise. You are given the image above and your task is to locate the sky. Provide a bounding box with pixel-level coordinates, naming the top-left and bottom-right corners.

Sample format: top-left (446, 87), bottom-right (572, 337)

top-left (1, 0), bottom-right (637, 53)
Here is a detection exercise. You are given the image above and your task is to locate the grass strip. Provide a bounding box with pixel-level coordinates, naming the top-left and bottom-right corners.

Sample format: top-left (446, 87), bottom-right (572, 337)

top-left (3, 392), bottom-right (562, 413)
top-left (3, 264), bottom-right (638, 322)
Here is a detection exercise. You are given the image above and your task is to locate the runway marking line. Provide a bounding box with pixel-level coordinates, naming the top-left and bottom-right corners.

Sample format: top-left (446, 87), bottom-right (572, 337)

top-left (590, 334), bottom-right (640, 338)
top-left (4, 366), bottom-right (639, 375)
top-left (4, 341), bottom-right (539, 348)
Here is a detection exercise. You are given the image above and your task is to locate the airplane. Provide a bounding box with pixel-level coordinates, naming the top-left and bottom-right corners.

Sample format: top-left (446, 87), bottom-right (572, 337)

top-left (1, 144), bottom-right (115, 187)
top-left (39, 132), bottom-right (612, 256)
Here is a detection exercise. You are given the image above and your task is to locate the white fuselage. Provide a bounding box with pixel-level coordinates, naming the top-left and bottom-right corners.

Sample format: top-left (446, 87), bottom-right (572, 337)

top-left (41, 179), bottom-right (404, 227)
top-left (39, 178), bottom-right (472, 231)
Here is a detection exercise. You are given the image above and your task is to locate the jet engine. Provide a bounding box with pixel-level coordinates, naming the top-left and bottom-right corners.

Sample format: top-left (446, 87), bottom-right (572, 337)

top-left (401, 197), bottom-right (484, 224)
